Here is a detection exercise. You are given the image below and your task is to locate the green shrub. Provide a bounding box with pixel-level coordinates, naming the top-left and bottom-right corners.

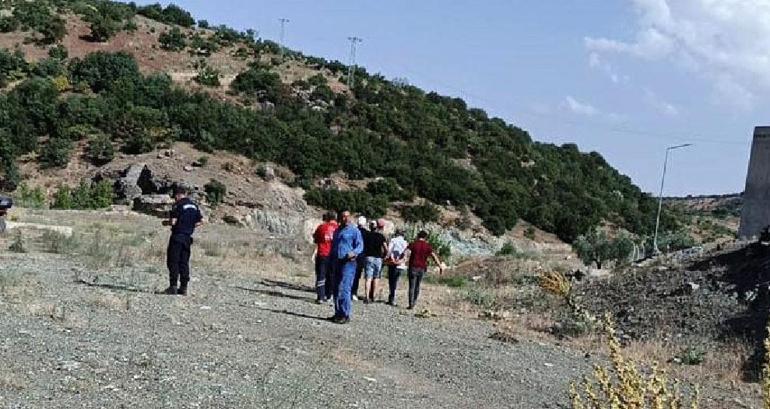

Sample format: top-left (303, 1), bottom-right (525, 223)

top-left (0, 48), bottom-right (29, 87)
top-left (194, 63), bottom-right (221, 87)
top-left (304, 188), bottom-right (387, 218)
top-left (401, 203), bottom-right (440, 223)
top-left (40, 230), bottom-right (69, 254)
top-left (188, 33), bottom-right (219, 56)
top-left (310, 84), bottom-right (334, 102)
top-left (91, 180), bottom-right (114, 208)
top-left (138, 3), bottom-right (195, 27)
top-left (524, 226), bottom-right (536, 240)
top-left (465, 286), bottom-right (495, 309)
top-left (9, 231), bottom-right (26, 253)
top-left (0, 17), bottom-right (20, 33)
top-left (87, 15), bottom-right (121, 42)
top-left (307, 74), bottom-right (327, 87)
top-left (231, 65), bottom-right (282, 102)
top-left (38, 138), bottom-right (73, 168)
top-left (55, 180), bottom-right (113, 210)
top-left (37, 16), bottom-right (66, 44)
top-left (52, 184), bottom-right (73, 209)
top-left (197, 20), bottom-right (210, 29)
top-left (15, 183), bottom-right (46, 209)
top-left (204, 179), bottom-right (226, 207)
top-left (48, 45), bottom-right (68, 60)
top-left (366, 178), bottom-right (412, 201)
top-left (496, 241), bottom-right (516, 256)
top-left (159, 27), bottom-right (187, 51)
top-left (676, 346), bottom-right (706, 366)
top-left (86, 133), bottom-right (115, 165)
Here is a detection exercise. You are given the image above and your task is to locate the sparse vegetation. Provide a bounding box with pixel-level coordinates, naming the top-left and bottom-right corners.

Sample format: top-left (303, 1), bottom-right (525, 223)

top-left (8, 231), bottom-right (25, 253)
top-left (204, 179), bottom-right (226, 207)
top-left (569, 316), bottom-right (699, 409)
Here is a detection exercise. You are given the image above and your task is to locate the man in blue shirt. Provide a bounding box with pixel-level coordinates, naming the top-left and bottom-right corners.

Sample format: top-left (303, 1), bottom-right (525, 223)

top-left (330, 210), bottom-right (363, 324)
top-left (162, 185), bottom-right (203, 296)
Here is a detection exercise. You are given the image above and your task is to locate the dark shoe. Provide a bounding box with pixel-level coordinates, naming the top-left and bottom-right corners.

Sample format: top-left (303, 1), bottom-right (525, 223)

top-left (336, 317), bottom-right (350, 324)
top-left (163, 286), bottom-right (177, 295)
top-left (407, 305), bottom-right (414, 310)
top-left (177, 287), bottom-right (187, 296)
top-left (327, 315), bottom-right (341, 322)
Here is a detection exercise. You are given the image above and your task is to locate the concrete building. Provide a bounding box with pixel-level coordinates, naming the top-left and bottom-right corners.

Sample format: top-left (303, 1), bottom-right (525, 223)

top-left (739, 126), bottom-right (770, 239)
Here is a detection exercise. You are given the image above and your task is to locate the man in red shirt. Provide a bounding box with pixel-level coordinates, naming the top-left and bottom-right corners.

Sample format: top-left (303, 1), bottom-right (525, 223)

top-left (312, 212), bottom-right (338, 303)
top-left (407, 230), bottom-right (444, 309)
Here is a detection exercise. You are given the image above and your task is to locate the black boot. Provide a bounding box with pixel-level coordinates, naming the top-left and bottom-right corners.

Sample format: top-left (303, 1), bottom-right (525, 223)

top-left (177, 286), bottom-right (187, 296)
top-left (163, 286), bottom-right (177, 295)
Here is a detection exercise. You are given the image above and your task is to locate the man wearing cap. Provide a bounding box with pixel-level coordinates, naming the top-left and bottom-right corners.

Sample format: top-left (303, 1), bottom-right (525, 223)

top-left (330, 210), bottom-right (364, 324)
top-left (363, 219), bottom-right (388, 303)
top-left (162, 185), bottom-right (203, 296)
top-left (385, 228), bottom-right (408, 306)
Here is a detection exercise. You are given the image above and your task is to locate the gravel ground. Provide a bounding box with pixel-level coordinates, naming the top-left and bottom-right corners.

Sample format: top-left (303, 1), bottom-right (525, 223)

top-left (0, 251), bottom-right (588, 409)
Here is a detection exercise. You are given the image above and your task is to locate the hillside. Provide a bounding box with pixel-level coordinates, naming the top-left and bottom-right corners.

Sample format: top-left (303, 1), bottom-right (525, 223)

top-left (0, 0), bottom-right (677, 242)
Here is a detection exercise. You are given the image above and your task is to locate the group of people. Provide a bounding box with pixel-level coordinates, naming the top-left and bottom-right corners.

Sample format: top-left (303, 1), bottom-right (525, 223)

top-left (153, 188), bottom-right (443, 327)
top-left (312, 210), bottom-right (444, 324)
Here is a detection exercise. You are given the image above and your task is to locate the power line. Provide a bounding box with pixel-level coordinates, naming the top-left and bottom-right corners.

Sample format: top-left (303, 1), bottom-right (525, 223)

top-left (346, 36), bottom-right (363, 88)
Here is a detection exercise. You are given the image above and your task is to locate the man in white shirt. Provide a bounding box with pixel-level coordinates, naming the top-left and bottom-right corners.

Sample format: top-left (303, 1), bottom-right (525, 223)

top-left (384, 229), bottom-right (409, 306)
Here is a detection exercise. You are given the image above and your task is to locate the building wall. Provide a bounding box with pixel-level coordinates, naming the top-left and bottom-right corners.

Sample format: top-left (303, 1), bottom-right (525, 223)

top-left (738, 127), bottom-right (770, 238)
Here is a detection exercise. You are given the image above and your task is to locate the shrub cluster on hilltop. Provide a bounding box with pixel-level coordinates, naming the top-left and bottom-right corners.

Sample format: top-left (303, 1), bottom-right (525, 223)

top-left (0, 0), bottom-right (680, 241)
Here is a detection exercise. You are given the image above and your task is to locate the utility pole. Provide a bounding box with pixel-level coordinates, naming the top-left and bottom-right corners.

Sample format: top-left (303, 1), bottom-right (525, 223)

top-left (278, 18), bottom-right (290, 59)
top-left (347, 36), bottom-right (363, 88)
top-left (653, 143), bottom-right (693, 254)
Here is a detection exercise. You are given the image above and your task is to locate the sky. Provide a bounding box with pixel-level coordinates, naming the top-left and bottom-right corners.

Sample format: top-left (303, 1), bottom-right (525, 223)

top-left (135, 0), bottom-right (770, 196)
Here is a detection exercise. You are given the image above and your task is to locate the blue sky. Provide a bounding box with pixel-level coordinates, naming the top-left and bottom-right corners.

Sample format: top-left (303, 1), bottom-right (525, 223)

top-left (137, 0), bottom-right (768, 196)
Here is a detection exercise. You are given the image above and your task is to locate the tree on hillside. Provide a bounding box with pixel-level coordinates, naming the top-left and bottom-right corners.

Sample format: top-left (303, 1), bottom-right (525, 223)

top-left (159, 27), bottom-right (187, 51)
top-left (572, 228), bottom-right (634, 269)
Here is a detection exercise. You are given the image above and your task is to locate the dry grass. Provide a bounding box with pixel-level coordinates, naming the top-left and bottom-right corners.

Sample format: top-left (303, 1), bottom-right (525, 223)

top-left (570, 316), bottom-right (700, 409)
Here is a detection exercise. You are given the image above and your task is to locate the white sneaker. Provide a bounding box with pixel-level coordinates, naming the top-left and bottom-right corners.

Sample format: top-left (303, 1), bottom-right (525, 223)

top-left (352, 295), bottom-right (359, 301)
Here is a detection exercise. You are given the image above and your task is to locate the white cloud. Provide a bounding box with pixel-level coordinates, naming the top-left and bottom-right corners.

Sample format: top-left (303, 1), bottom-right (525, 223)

top-left (588, 52), bottom-right (628, 84)
top-left (585, 0), bottom-right (770, 110)
top-left (644, 89), bottom-right (679, 116)
top-left (563, 96), bottom-right (598, 116)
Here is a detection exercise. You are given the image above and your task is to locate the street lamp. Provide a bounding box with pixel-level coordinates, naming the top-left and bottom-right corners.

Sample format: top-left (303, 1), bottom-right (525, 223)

top-left (653, 143), bottom-right (693, 254)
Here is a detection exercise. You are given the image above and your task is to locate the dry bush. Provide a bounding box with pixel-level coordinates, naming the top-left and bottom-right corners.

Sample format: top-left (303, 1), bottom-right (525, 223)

top-left (540, 270), bottom-right (571, 298)
top-left (570, 315), bottom-right (699, 409)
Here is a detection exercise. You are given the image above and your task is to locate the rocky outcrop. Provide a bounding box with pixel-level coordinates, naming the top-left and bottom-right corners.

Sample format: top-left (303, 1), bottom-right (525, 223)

top-left (132, 195), bottom-right (174, 218)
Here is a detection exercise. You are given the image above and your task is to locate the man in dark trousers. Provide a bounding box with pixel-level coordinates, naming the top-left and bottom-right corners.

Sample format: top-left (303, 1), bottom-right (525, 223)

top-left (163, 185), bottom-right (203, 296)
top-left (406, 230), bottom-right (443, 309)
top-left (312, 212), bottom-right (338, 303)
top-left (329, 210), bottom-right (364, 324)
